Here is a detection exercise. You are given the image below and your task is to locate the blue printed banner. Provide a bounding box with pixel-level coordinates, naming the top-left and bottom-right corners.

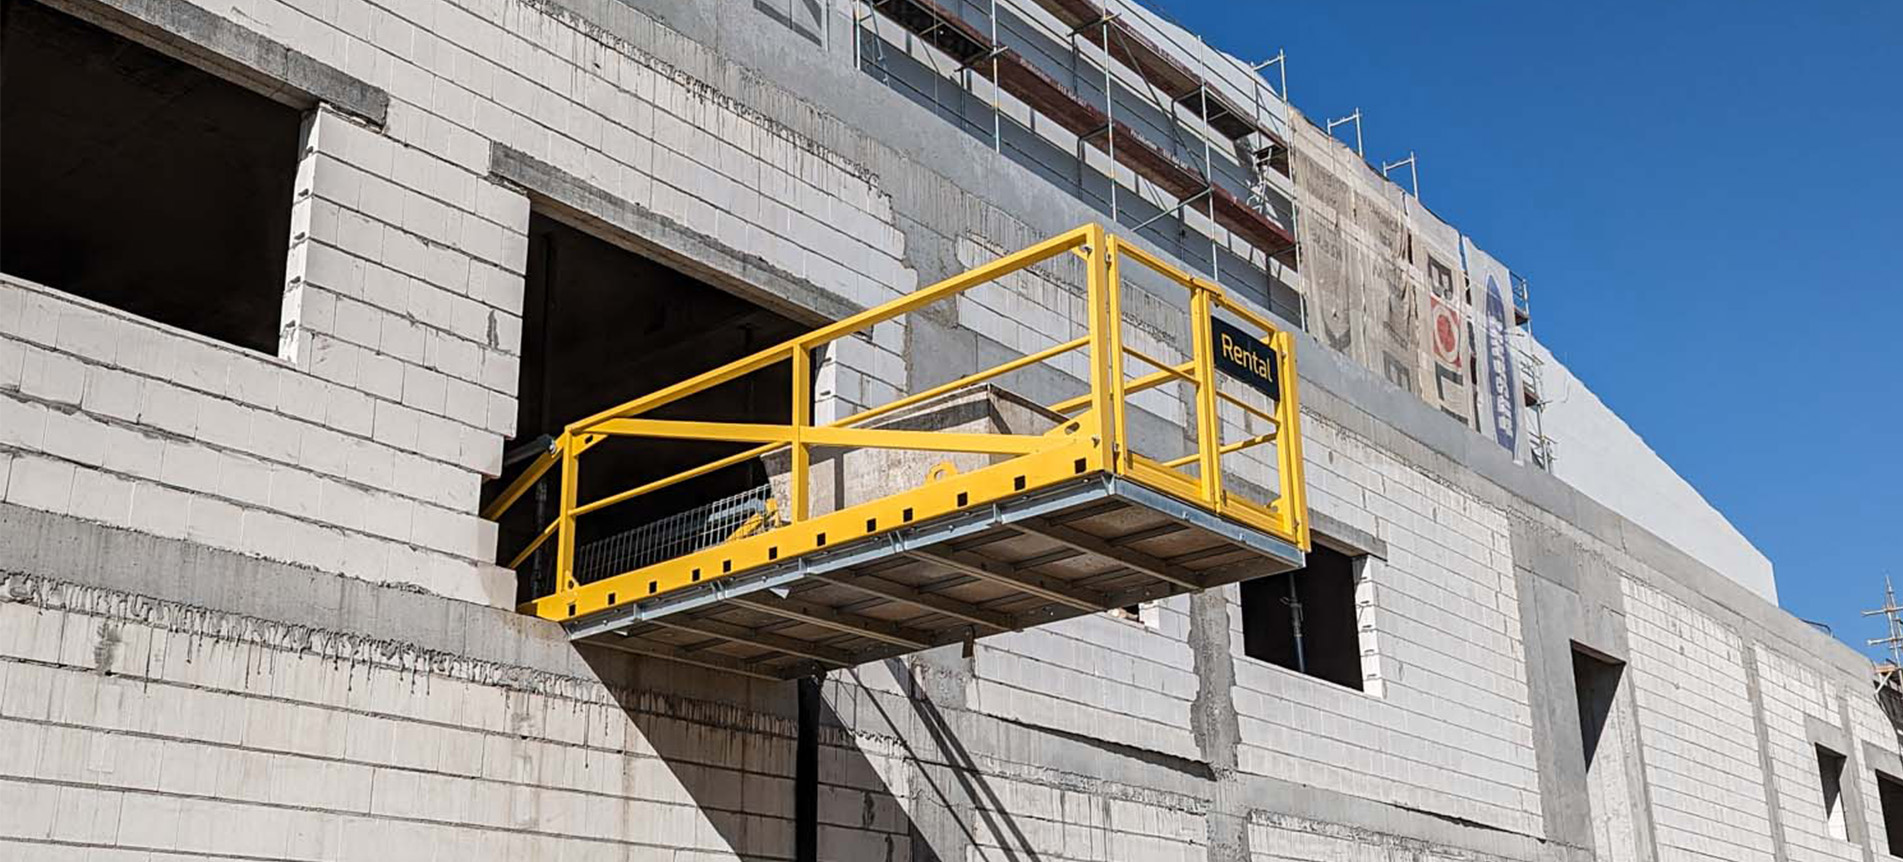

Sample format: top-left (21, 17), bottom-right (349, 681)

top-left (1482, 275), bottom-right (1520, 454)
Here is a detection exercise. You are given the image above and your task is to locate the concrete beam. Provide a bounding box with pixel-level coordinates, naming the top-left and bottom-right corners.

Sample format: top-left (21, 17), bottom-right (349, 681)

top-left (488, 144), bottom-right (858, 329)
top-left (39, 0), bottom-right (387, 124)
top-left (1310, 509), bottom-right (1387, 560)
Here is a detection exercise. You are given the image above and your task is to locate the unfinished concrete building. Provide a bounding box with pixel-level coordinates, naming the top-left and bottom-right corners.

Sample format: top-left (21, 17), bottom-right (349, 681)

top-left (0, 0), bottom-right (1871, 859)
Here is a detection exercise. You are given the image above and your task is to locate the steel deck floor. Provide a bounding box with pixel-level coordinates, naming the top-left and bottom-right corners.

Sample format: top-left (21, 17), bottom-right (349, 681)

top-left (569, 474), bottom-right (1304, 679)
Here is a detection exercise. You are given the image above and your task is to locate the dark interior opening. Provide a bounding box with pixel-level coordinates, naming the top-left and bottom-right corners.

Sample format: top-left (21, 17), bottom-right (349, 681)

top-left (1571, 647), bottom-right (1624, 769)
top-left (0, 0), bottom-right (300, 353)
top-left (1817, 745), bottom-right (1848, 841)
top-left (1879, 771), bottom-right (1903, 856)
top-left (484, 213), bottom-right (808, 603)
top-left (1240, 543), bottom-right (1364, 691)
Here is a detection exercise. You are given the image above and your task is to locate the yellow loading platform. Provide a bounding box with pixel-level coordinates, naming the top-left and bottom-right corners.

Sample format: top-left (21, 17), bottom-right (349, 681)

top-left (483, 224), bottom-right (1309, 680)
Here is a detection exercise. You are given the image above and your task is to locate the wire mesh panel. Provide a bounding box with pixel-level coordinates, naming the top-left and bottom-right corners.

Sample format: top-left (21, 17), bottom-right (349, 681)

top-left (574, 484), bottom-right (780, 584)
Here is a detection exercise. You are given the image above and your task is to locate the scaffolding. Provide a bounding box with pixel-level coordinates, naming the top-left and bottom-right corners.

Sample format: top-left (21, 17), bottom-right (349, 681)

top-left (853, 0), bottom-right (1299, 281)
top-left (483, 224), bottom-right (1310, 679)
top-left (1506, 271), bottom-right (1554, 470)
top-left (1867, 577), bottom-right (1903, 702)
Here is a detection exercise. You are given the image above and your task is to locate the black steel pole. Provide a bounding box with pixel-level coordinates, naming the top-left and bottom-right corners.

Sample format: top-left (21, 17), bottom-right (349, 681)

top-left (795, 674), bottom-right (821, 862)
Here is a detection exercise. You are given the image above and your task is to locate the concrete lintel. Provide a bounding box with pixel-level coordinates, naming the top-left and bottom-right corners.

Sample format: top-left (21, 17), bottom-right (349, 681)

top-left (1865, 741), bottom-right (1903, 782)
top-left (1310, 509), bottom-right (1387, 560)
top-left (487, 144), bottom-right (857, 329)
top-left (1807, 714), bottom-right (1851, 755)
top-left (38, 0), bottom-right (388, 125)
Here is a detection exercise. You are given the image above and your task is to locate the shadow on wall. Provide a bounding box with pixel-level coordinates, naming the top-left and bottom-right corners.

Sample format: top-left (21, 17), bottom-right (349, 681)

top-left (753, 0), bottom-right (825, 47)
top-left (578, 649), bottom-right (1049, 861)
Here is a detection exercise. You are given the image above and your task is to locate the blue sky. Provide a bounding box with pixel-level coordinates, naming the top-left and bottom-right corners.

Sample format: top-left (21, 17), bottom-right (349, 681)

top-left (1154, 2), bottom-right (1903, 654)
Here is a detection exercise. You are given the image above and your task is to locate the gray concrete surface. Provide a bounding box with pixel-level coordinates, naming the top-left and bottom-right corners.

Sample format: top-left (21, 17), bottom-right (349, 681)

top-left (0, 0), bottom-right (1884, 859)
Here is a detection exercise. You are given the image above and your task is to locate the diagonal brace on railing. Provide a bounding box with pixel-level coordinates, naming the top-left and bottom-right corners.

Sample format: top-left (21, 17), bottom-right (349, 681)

top-left (587, 418), bottom-right (1061, 456)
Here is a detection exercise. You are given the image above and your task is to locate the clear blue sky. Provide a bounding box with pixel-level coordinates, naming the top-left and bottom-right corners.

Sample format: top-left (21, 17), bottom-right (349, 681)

top-left (1154, 2), bottom-right (1903, 655)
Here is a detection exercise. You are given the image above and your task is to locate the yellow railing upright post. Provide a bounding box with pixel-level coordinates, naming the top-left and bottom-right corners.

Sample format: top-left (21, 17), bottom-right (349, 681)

top-left (1104, 237), bottom-right (1129, 472)
top-left (790, 343), bottom-right (811, 522)
top-left (1188, 287), bottom-right (1223, 507)
top-left (1083, 224), bottom-right (1117, 468)
top-left (1272, 329), bottom-right (1309, 549)
top-left (555, 433), bottom-right (581, 600)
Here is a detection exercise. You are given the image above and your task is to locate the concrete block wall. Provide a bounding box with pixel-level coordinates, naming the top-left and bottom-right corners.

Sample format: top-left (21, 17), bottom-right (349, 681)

top-left (819, 656), bottom-right (1214, 862)
top-left (1, 0), bottom-right (929, 607)
top-left (0, 568), bottom-right (801, 862)
top-left (1232, 412), bottom-right (1541, 836)
top-left (971, 599), bottom-right (1203, 761)
top-left (0, 278), bottom-right (507, 605)
top-left (0, 1), bottom-right (1896, 862)
top-left (1754, 645), bottom-right (1875, 862)
top-left (0, 570), bottom-right (780, 852)
top-left (1532, 338), bottom-right (1777, 602)
top-left (1246, 811), bottom-right (1518, 862)
top-left (1622, 578), bottom-right (1778, 861)
top-left (1844, 683), bottom-right (1900, 854)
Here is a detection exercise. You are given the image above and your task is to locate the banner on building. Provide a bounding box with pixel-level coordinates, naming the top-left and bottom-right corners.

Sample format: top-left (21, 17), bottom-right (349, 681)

top-left (1461, 237), bottom-right (1525, 460)
top-left (1410, 199), bottom-right (1474, 428)
top-left (1481, 274), bottom-right (1520, 454)
top-left (1428, 294), bottom-right (1462, 365)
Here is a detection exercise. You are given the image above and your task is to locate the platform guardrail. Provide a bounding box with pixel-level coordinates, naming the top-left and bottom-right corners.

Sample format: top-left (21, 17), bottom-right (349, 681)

top-left (482, 223), bottom-right (1308, 622)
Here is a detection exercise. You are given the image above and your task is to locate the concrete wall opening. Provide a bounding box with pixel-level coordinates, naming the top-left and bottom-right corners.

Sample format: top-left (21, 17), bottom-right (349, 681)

top-left (1111, 602), bottom-right (1157, 628)
top-left (484, 213), bottom-right (808, 603)
top-left (1240, 543), bottom-right (1364, 690)
top-left (0, 0), bottom-right (301, 354)
top-left (1817, 745), bottom-right (1849, 841)
top-left (1879, 771), bottom-right (1903, 857)
top-left (1573, 649), bottom-right (1621, 768)
top-left (1572, 646), bottom-right (1642, 862)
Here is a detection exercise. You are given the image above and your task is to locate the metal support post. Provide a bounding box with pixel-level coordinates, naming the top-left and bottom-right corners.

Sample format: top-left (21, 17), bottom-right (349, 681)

top-left (989, 0), bottom-right (1001, 152)
top-left (1195, 34), bottom-right (1218, 281)
top-left (1104, 235), bottom-right (1127, 469)
top-left (791, 343), bottom-right (811, 522)
top-left (555, 435), bottom-right (580, 598)
top-left (1189, 289), bottom-right (1222, 506)
top-left (1101, 17), bottom-right (1117, 223)
top-left (795, 673), bottom-right (822, 862)
top-left (1327, 109), bottom-right (1363, 157)
top-left (1283, 577), bottom-right (1307, 673)
top-left (1381, 151), bottom-right (1419, 200)
top-left (1252, 50), bottom-right (1286, 102)
top-left (1084, 225), bottom-right (1118, 465)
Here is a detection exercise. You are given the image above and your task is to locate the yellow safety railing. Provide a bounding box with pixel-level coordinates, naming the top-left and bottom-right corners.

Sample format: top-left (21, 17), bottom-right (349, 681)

top-left (483, 224), bottom-right (1308, 622)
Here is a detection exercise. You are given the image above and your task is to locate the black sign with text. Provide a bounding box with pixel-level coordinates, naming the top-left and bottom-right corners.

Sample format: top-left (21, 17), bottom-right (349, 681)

top-left (1210, 316), bottom-right (1280, 401)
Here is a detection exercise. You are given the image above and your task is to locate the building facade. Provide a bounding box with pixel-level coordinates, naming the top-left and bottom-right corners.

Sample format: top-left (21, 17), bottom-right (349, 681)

top-left (0, 0), bottom-right (1882, 860)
